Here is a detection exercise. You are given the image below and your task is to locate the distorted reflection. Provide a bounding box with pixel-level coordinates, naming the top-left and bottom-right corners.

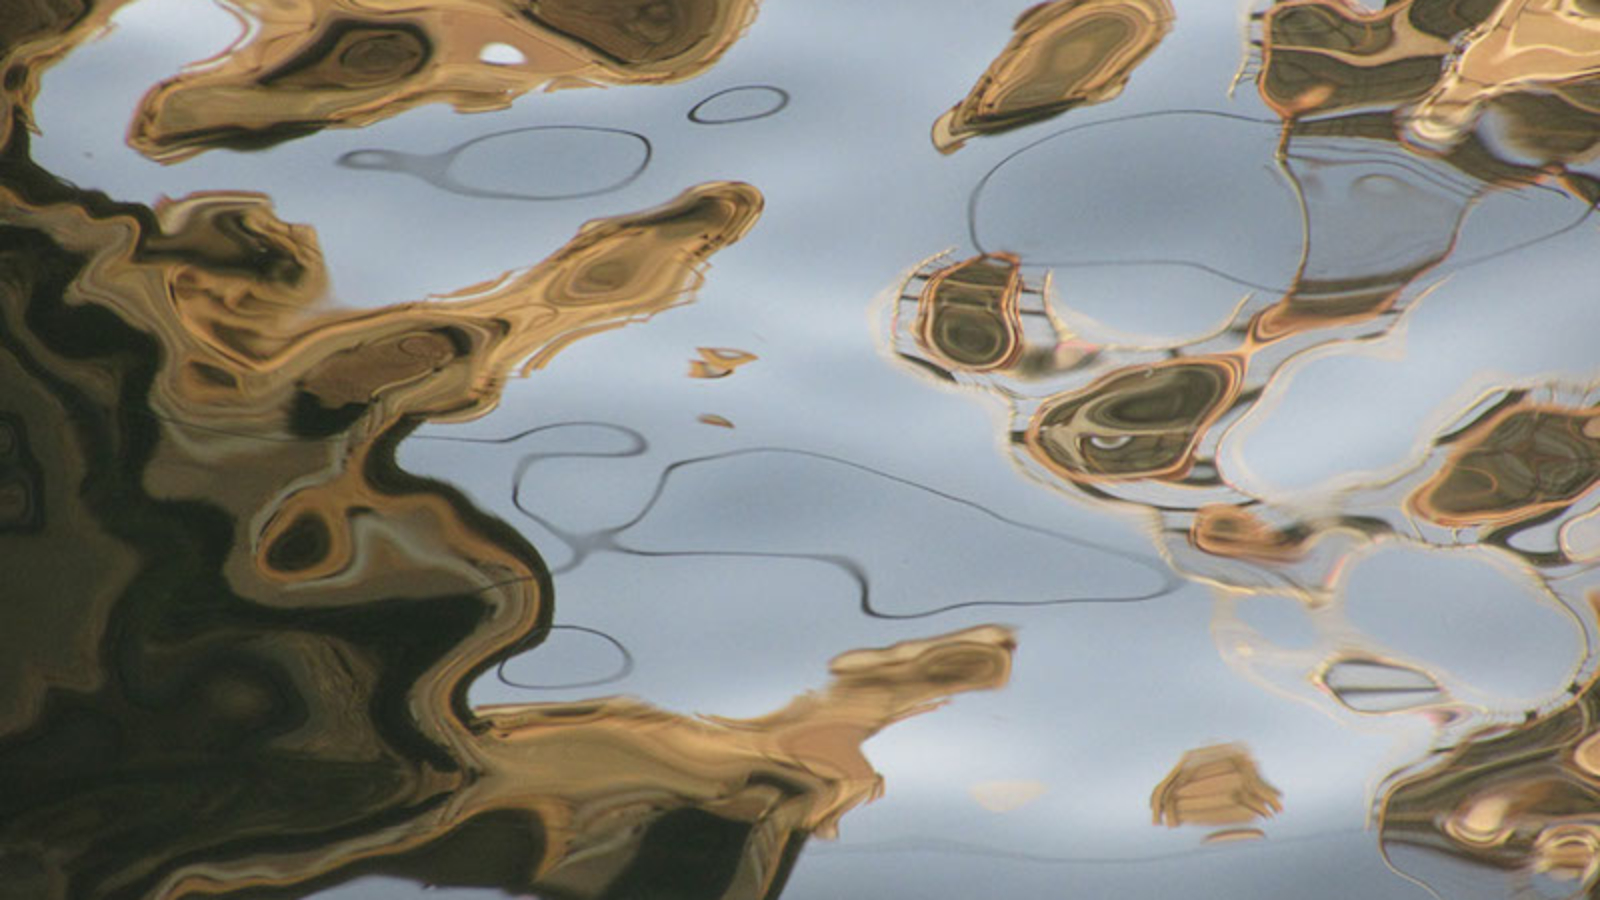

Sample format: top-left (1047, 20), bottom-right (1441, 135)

top-left (895, 19), bottom-right (1600, 598)
top-left (1381, 667), bottom-right (1600, 899)
top-left (1150, 743), bottom-right (1283, 838)
top-left (1409, 0), bottom-right (1600, 149)
top-left (1252, 0), bottom-right (1499, 121)
top-left (933, 0), bottom-right (1174, 153)
top-left (888, 8), bottom-right (1600, 878)
top-left (1410, 400), bottom-right (1600, 540)
top-left (688, 346), bottom-right (759, 379)
top-left (1252, 0), bottom-right (1600, 184)
top-left (0, 0), bottom-right (135, 150)
top-left (8, 113), bottom-right (1043, 898)
top-left (116, 0), bottom-right (761, 161)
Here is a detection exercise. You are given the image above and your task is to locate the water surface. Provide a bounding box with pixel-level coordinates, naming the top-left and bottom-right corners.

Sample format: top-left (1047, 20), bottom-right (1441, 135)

top-left (3, 0), bottom-right (1600, 898)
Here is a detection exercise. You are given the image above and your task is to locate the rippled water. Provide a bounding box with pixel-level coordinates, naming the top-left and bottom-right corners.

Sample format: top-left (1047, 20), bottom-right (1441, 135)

top-left (3, 0), bottom-right (1600, 898)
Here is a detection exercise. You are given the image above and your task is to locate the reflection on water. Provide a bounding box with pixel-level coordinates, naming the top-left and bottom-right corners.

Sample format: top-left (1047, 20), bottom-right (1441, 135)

top-left (1151, 743), bottom-right (1283, 838)
top-left (889, 0), bottom-right (1600, 893)
top-left (0, 115), bottom-right (1014, 897)
top-left (932, 0), bottom-right (1174, 153)
top-left (123, 0), bottom-right (762, 162)
top-left (5, 0), bottom-right (1600, 896)
top-left (1381, 667), bottom-right (1600, 899)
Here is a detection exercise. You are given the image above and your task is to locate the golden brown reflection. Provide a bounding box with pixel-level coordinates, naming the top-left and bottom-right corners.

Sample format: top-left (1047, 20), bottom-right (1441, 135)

top-left (1253, 0), bottom-right (1497, 121)
top-left (1253, 0), bottom-right (1600, 179)
top-left (118, 0), bottom-right (760, 161)
top-left (891, 5), bottom-right (1600, 598)
top-left (885, 13), bottom-right (1600, 808)
top-left (932, 0), bottom-right (1174, 154)
top-left (4, 113), bottom-right (1048, 898)
top-left (1411, 400), bottom-right (1600, 534)
top-left (1410, 0), bottom-right (1600, 149)
top-left (1028, 357), bottom-right (1244, 485)
top-left (1151, 743), bottom-right (1283, 835)
top-left (1381, 668), bottom-right (1600, 897)
top-left (688, 346), bottom-right (758, 379)
top-left (912, 252), bottom-right (1029, 372)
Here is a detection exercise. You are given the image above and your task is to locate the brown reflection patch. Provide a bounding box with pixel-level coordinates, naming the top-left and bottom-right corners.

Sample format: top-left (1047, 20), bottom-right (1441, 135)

top-left (688, 346), bottom-right (758, 379)
top-left (214, 625), bottom-right (1012, 897)
top-left (0, 134), bottom-right (1010, 899)
top-left (933, 0), bottom-right (1173, 154)
top-left (1381, 671), bottom-right (1600, 897)
top-left (524, 0), bottom-right (734, 68)
top-left (1191, 504), bottom-right (1310, 563)
top-left (1151, 743), bottom-right (1283, 830)
top-left (1254, 0), bottom-right (1495, 120)
top-left (1026, 357), bottom-right (1242, 484)
top-left (1410, 0), bottom-right (1600, 148)
top-left (127, 0), bottom-right (761, 162)
top-left (1409, 403), bottom-right (1600, 531)
top-left (914, 253), bottom-right (1026, 373)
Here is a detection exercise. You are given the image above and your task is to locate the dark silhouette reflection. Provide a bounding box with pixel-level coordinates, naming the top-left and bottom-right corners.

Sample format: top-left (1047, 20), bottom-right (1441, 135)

top-left (96, 0), bottom-right (763, 162)
top-left (1381, 666), bottom-right (1600, 899)
top-left (932, 0), bottom-right (1174, 154)
top-left (0, 114), bottom-right (1018, 900)
top-left (338, 125), bottom-right (652, 202)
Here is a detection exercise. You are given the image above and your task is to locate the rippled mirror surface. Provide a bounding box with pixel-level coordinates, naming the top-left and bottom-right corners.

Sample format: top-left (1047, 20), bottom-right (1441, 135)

top-left (3, 0), bottom-right (1600, 898)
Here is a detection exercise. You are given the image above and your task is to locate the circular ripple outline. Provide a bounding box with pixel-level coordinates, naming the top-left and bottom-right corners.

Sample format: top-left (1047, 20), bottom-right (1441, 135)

top-left (967, 111), bottom-right (1304, 292)
top-left (497, 625), bottom-right (634, 690)
top-left (688, 85), bottom-right (790, 125)
top-left (339, 125), bottom-right (652, 201)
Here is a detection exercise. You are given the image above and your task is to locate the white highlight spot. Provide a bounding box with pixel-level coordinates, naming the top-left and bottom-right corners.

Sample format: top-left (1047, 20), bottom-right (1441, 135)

top-left (478, 43), bottom-right (525, 66)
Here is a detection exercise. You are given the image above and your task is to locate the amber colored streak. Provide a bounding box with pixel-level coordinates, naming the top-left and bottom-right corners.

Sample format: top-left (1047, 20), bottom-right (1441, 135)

top-left (1408, 402), bottom-right (1600, 530)
top-left (914, 253), bottom-right (1025, 373)
top-left (157, 626), bottom-right (1016, 898)
top-left (687, 346), bottom-right (758, 378)
top-left (1202, 827), bottom-right (1266, 843)
top-left (931, 0), bottom-right (1174, 154)
top-left (1150, 743), bottom-right (1283, 828)
top-left (1245, 267), bottom-right (1440, 348)
top-left (1190, 504), bottom-right (1310, 563)
top-left (127, 0), bottom-right (761, 163)
top-left (1255, 0), bottom-right (1473, 120)
top-left (1409, 0), bottom-right (1600, 147)
top-left (1024, 356), bottom-right (1243, 485)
